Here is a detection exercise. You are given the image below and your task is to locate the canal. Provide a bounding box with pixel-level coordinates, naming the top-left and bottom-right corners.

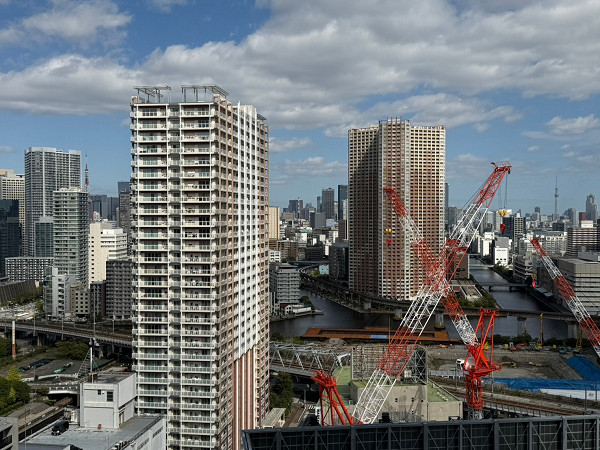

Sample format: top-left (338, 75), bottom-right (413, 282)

top-left (271, 260), bottom-right (569, 340)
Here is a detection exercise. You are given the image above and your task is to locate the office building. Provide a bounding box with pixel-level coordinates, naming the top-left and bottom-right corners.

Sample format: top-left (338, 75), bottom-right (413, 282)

top-left (118, 181), bottom-right (132, 255)
top-left (566, 221), bottom-right (598, 257)
top-left (309, 211), bottom-right (326, 229)
top-left (586, 194), bottom-right (598, 223)
top-left (90, 280), bottom-right (106, 318)
top-left (89, 222), bottom-right (127, 284)
top-left (322, 187), bottom-right (335, 219)
top-left (130, 85), bottom-right (269, 449)
top-left (5, 256), bottom-right (53, 282)
top-left (0, 200), bottom-right (21, 277)
top-left (566, 208), bottom-right (579, 227)
top-left (53, 188), bottom-right (89, 284)
top-left (106, 258), bottom-right (133, 320)
top-left (268, 206), bottom-right (280, 240)
top-left (0, 169), bottom-right (25, 240)
top-left (348, 119), bottom-right (445, 300)
top-left (329, 241), bottom-right (349, 280)
top-left (338, 184), bottom-right (348, 221)
top-left (43, 266), bottom-right (76, 320)
top-left (24, 147), bottom-right (81, 256)
top-left (502, 215), bottom-right (525, 250)
top-left (34, 216), bottom-right (54, 257)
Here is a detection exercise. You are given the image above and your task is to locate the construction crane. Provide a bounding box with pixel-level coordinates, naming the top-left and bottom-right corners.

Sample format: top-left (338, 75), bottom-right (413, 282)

top-left (352, 162), bottom-right (511, 424)
top-left (312, 370), bottom-right (355, 425)
top-left (382, 186), bottom-right (502, 419)
top-left (530, 239), bottom-right (600, 358)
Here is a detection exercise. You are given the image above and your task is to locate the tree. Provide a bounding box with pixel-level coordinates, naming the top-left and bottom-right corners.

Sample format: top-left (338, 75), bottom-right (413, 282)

top-left (6, 366), bottom-right (21, 383)
top-left (6, 387), bottom-right (15, 405)
top-left (271, 372), bottom-right (295, 413)
top-left (56, 341), bottom-right (89, 360)
top-left (35, 300), bottom-right (44, 314)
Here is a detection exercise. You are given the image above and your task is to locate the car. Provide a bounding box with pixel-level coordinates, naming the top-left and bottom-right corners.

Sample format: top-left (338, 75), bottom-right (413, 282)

top-left (51, 420), bottom-right (69, 436)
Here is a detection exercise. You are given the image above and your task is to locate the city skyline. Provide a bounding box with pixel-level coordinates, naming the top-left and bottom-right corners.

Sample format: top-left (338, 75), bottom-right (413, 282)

top-left (0, 1), bottom-right (599, 213)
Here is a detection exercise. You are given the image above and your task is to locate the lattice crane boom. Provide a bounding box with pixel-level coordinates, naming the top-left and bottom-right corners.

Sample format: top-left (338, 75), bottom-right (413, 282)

top-left (353, 162), bottom-right (511, 424)
top-left (530, 239), bottom-right (600, 358)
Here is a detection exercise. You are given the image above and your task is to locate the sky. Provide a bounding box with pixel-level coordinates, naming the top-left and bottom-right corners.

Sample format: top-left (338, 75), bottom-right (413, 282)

top-left (0, 0), bottom-right (599, 215)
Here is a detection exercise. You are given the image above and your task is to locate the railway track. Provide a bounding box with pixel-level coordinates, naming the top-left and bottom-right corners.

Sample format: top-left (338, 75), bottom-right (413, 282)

top-left (431, 376), bottom-right (598, 416)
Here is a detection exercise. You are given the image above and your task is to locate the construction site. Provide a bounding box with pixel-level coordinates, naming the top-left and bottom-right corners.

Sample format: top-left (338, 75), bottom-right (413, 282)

top-left (244, 161), bottom-right (600, 449)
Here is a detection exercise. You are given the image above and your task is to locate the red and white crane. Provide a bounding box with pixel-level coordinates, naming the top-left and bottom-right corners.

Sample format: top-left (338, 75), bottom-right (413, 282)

top-left (383, 187), bottom-right (502, 419)
top-left (530, 239), bottom-right (600, 357)
top-left (352, 162), bottom-right (511, 424)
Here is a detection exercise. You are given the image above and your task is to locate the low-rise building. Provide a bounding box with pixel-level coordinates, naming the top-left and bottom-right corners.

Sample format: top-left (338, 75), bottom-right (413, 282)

top-left (22, 373), bottom-right (166, 450)
top-left (5, 257), bottom-right (54, 282)
top-left (269, 263), bottom-right (300, 313)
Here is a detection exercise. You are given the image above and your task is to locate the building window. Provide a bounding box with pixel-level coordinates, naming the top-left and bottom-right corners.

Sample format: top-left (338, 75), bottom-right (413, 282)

top-left (107, 391), bottom-right (113, 402)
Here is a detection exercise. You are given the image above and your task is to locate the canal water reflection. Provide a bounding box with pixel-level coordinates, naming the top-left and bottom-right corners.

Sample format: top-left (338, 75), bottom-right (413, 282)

top-left (271, 262), bottom-right (569, 340)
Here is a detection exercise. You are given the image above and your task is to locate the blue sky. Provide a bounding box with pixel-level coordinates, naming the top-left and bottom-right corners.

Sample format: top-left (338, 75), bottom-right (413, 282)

top-left (0, 0), bottom-right (599, 214)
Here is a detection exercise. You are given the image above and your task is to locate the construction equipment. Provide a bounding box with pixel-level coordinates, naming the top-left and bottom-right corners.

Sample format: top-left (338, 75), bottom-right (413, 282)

top-left (574, 327), bottom-right (583, 354)
top-left (351, 162), bottom-right (511, 424)
top-left (463, 310), bottom-right (501, 414)
top-left (535, 313), bottom-right (543, 350)
top-left (530, 239), bottom-right (600, 359)
top-left (312, 370), bottom-right (355, 425)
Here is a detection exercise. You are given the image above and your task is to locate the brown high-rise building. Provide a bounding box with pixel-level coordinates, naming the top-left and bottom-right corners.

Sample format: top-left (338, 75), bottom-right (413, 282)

top-left (348, 119), bottom-right (445, 300)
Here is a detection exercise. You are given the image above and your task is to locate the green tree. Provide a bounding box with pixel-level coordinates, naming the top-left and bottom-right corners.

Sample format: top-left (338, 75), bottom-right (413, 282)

top-left (6, 387), bottom-right (15, 405)
top-left (271, 372), bottom-right (295, 413)
top-left (35, 300), bottom-right (44, 314)
top-left (6, 366), bottom-right (21, 383)
top-left (56, 341), bottom-right (89, 360)
top-left (0, 338), bottom-right (11, 357)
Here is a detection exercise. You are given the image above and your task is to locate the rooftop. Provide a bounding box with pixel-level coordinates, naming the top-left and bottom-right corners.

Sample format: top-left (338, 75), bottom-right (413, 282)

top-left (22, 415), bottom-right (162, 450)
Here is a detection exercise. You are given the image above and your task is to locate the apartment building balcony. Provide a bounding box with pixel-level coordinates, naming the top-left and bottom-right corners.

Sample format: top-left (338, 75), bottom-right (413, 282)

top-left (181, 109), bottom-right (210, 117)
top-left (137, 389), bottom-right (168, 397)
top-left (134, 338), bottom-right (168, 347)
top-left (138, 377), bottom-right (168, 384)
top-left (181, 305), bottom-right (216, 313)
top-left (135, 183), bottom-right (167, 190)
top-left (180, 123), bottom-right (210, 130)
top-left (182, 232), bottom-right (211, 239)
top-left (181, 354), bottom-right (216, 362)
top-left (181, 329), bottom-right (216, 338)
top-left (137, 147), bottom-right (167, 154)
top-left (138, 135), bottom-right (167, 142)
top-left (134, 328), bottom-right (168, 336)
top-left (132, 365), bottom-right (168, 373)
top-left (137, 401), bottom-right (168, 409)
top-left (138, 196), bottom-right (167, 202)
top-left (181, 377), bottom-right (213, 386)
top-left (179, 402), bottom-right (217, 410)
top-left (133, 351), bottom-right (169, 360)
top-left (141, 256), bottom-right (169, 263)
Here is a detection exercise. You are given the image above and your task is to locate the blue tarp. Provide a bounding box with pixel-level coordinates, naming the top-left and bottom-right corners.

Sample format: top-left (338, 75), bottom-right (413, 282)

top-left (489, 356), bottom-right (600, 392)
top-left (567, 356), bottom-right (600, 381)
top-left (492, 378), bottom-right (598, 391)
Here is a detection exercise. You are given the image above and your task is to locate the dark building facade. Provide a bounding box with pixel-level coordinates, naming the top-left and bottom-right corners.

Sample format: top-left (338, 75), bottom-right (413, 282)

top-left (106, 259), bottom-right (134, 320)
top-left (0, 200), bottom-right (21, 277)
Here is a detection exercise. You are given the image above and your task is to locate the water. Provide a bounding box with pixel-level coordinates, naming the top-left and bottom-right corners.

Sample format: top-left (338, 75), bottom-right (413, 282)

top-left (271, 263), bottom-right (569, 340)
top-left (269, 291), bottom-right (386, 337)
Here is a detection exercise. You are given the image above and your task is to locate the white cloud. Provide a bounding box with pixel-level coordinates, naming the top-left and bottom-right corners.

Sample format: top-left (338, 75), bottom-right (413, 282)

top-left (0, 0), bottom-right (599, 130)
top-left (527, 146), bottom-right (540, 152)
top-left (546, 114), bottom-right (600, 135)
top-left (275, 157), bottom-right (347, 178)
top-left (0, 0), bottom-right (131, 47)
top-left (473, 123), bottom-right (490, 133)
top-left (0, 54), bottom-right (139, 114)
top-left (324, 93), bottom-right (518, 137)
top-left (147, 0), bottom-right (187, 12)
top-left (269, 137), bottom-right (311, 153)
top-left (0, 145), bottom-right (14, 153)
